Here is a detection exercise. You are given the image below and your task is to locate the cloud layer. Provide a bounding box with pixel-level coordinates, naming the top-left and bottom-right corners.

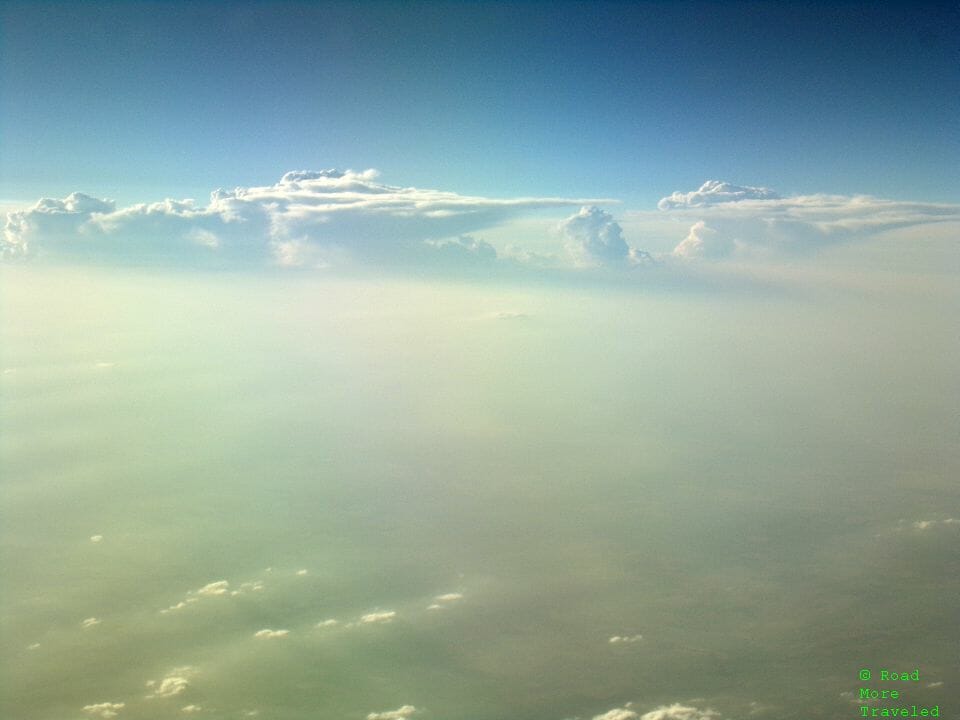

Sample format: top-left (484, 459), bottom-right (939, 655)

top-left (3, 170), bottom-right (607, 269)
top-left (656, 182), bottom-right (960, 260)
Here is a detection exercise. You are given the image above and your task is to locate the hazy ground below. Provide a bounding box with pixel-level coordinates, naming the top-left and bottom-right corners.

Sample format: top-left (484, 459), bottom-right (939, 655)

top-left (2, 266), bottom-right (957, 720)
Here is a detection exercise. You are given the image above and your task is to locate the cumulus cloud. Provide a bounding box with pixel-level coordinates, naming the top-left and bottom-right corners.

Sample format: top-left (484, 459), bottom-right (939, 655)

top-left (658, 180), bottom-right (780, 210)
top-left (912, 518), bottom-right (959, 531)
top-left (657, 181), bottom-right (960, 260)
top-left (359, 610), bottom-right (396, 624)
top-left (181, 705), bottom-right (203, 714)
top-left (81, 617), bottom-right (101, 628)
top-left (639, 704), bottom-right (720, 720)
top-left (146, 668), bottom-right (194, 699)
top-left (89, 534), bottom-right (104, 543)
top-left (593, 708), bottom-right (638, 720)
top-left (195, 580), bottom-right (230, 596)
top-left (163, 577), bottom-right (266, 612)
top-left (558, 206), bottom-right (651, 268)
top-left (316, 619), bottom-right (339, 628)
top-left (3, 170), bottom-right (609, 268)
top-left (608, 634), bottom-right (643, 643)
top-left (367, 705), bottom-right (417, 720)
top-left (82, 702), bottom-right (125, 718)
top-left (434, 592), bottom-right (464, 602)
top-left (253, 629), bottom-right (289, 638)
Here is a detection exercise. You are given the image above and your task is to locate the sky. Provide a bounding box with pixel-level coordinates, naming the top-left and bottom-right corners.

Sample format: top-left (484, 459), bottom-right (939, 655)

top-left (2, 3), bottom-right (960, 720)
top-left (1, 1), bottom-right (958, 209)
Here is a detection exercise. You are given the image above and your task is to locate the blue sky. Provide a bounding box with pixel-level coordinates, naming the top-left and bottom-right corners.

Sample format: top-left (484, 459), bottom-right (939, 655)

top-left (2, 1), bottom-right (957, 209)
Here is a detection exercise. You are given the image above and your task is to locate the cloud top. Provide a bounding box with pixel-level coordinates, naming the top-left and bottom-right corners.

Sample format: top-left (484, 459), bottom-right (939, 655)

top-left (658, 180), bottom-right (780, 210)
top-left (3, 170), bottom-right (609, 268)
top-left (657, 181), bottom-right (960, 260)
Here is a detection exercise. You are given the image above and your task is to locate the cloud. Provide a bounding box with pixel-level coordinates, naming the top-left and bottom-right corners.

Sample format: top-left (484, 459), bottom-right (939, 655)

top-left (3, 170), bottom-right (610, 268)
top-left (593, 709), bottom-right (638, 720)
top-left (253, 629), bottom-right (289, 638)
top-left (181, 705), bottom-right (203, 714)
top-left (367, 705), bottom-right (417, 720)
top-left (195, 580), bottom-right (230, 596)
top-left (146, 667), bottom-right (194, 699)
top-left (558, 206), bottom-right (651, 268)
top-left (608, 634), bottom-right (643, 643)
top-left (81, 617), bottom-right (101, 628)
top-left (359, 610), bottom-right (396, 624)
top-left (296, 569), bottom-right (308, 576)
top-left (434, 592), bottom-right (464, 602)
top-left (657, 182), bottom-right (960, 260)
top-left (163, 577), bottom-right (267, 612)
top-left (671, 221), bottom-right (729, 260)
top-left (639, 704), bottom-right (720, 720)
top-left (912, 518), bottom-right (959, 531)
top-left (82, 702), bottom-right (125, 718)
top-left (658, 180), bottom-right (780, 210)
top-left (89, 535), bottom-right (104, 543)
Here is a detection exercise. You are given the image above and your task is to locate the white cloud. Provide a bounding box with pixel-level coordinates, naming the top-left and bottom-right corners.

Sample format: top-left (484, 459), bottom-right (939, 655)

top-left (367, 705), bottom-right (417, 720)
top-left (558, 206), bottom-right (651, 268)
top-left (658, 180), bottom-right (780, 210)
top-left (81, 617), bottom-right (101, 628)
top-left (254, 629), bottom-right (289, 638)
top-left (639, 704), bottom-right (720, 720)
top-left (146, 667), bottom-right (194, 699)
top-left (181, 705), bottom-right (203, 714)
top-left (3, 170), bottom-right (609, 268)
top-left (671, 221), bottom-right (729, 260)
top-left (89, 534), bottom-right (104, 543)
top-left (27, 642), bottom-right (40, 650)
top-left (296, 569), bottom-right (308, 576)
top-left (657, 182), bottom-right (960, 260)
top-left (195, 580), bottom-right (230, 596)
top-left (593, 708), bottom-right (638, 720)
top-left (316, 619), bottom-right (339, 628)
top-left (434, 592), bottom-right (463, 602)
top-left (82, 702), bottom-right (125, 718)
top-left (608, 634), bottom-right (643, 644)
top-left (913, 518), bottom-right (959, 531)
top-left (359, 610), bottom-right (396, 624)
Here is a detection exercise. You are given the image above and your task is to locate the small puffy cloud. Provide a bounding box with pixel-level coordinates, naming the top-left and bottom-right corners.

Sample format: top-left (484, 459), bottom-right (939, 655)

top-left (254, 629), bottom-right (289, 638)
top-left (434, 593), bottom-right (463, 602)
top-left (316, 619), bottom-right (339, 628)
top-left (81, 617), bottom-right (101, 628)
top-left (89, 535), bottom-right (104, 543)
top-left (359, 611), bottom-right (396, 624)
top-left (658, 180), bottom-right (780, 210)
top-left (657, 181), bottom-right (960, 260)
top-left (146, 667), bottom-right (194, 699)
top-left (608, 634), bottom-right (643, 644)
top-left (296, 569), bottom-right (308, 576)
top-left (82, 702), bottom-right (125, 718)
top-left (195, 580), bottom-right (230, 596)
top-left (181, 705), bottom-right (203, 714)
top-left (491, 311), bottom-right (528, 320)
top-left (639, 704), bottom-right (720, 720)
top-left (593, 709), bottom-right (638, 720)
top-left (913, 518), bottom-right (959, 530)
top-left (4, 170), bottom-right (609, 269)
top-left (367, 705), bottom-right (417, 720)
top-left (27, 642), bottom-right (41, 650)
